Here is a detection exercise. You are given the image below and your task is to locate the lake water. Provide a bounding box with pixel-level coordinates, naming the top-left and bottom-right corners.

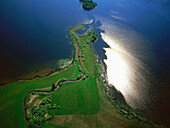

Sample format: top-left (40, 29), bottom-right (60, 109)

top-left (92, 0), bottom-right (170, 126)
top-left (0, 0), bottom-right (170, 127)
top-left (0, 0), bottom-right (87, 84)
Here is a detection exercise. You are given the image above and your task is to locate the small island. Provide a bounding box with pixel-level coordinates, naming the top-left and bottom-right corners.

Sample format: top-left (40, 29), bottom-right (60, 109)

top-left (80, 0), bottom-right (97, 11)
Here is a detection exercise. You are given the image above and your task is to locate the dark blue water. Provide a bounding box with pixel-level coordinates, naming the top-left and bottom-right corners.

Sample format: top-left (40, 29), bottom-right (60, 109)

top-left (0, 0), bottom-right (170, 127)
top-left (0, 0), bottom-right (86, 82)
top-left (92, 0), bottom-right (170, 126)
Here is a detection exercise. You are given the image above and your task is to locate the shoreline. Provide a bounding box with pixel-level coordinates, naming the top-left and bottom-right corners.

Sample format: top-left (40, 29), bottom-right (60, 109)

top-left (95, 51), bottom-right (164, 128)
top-left (0, 24), bottom-right (163, 128)
top-left (23, 25), bottom-right (91, 126)
top-left (97, 56), bottom-right (163, 127)
top-left (0, 61), bottom-right (74, 87)
top-left (90, 32), bottom-right (164, 127)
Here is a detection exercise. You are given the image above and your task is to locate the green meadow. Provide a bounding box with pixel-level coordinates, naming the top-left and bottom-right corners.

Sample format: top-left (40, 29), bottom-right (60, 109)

top-left (0, 64), bottom-right (77, 128)
top-left (51, 77), bottom-right (99, 115)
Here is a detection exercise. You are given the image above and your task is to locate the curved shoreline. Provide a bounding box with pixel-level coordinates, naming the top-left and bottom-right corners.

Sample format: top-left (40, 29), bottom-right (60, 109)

top-left (24, 26), bottom-right (86, 125)
top-left (0, 64), bottom-right (73, 87)
top-left (0, 61), bottom-right (74, 87)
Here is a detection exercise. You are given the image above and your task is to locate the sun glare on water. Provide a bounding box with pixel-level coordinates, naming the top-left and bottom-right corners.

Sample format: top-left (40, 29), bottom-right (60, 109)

top-left (104, 47), bottom-right (130, 91)
top-left (102, 33), bottom-right (141, 108)
top-left (103, 33), bottom-right (132, 91)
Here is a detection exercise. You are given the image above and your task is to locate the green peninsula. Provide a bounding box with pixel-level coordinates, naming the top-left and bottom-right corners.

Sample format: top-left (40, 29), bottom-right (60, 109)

top-left (0, 25), bottom-right (154, 128)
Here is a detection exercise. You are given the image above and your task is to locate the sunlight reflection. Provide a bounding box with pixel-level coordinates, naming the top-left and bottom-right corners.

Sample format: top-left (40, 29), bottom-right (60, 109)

top-left (102, 33), bottom-right (131, 92)
top-left (96, 15), bottom-right (150, 108)
top-left (104, 47), bottom-right (130, 91)
top-left (102, 33), bottom-right (139, 107)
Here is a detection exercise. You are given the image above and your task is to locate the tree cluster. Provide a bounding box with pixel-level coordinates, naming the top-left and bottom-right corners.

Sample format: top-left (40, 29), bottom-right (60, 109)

top-left (27, 96), bottom-right (55, 127)
top-left (86, 29), bottom-right (98, 44)
top-left (80, 0), bottom-right (97, 11)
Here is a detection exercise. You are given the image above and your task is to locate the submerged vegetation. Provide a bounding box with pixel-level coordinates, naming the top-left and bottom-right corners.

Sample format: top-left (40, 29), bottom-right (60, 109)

top-left (79, 0), bottom-right (97, 11)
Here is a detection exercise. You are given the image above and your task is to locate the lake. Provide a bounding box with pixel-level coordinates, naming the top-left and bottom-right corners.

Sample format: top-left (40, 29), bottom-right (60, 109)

top-left (0, 0), bottom-right (86, 84)
top-left (0, 0), bottom-right (170, 127)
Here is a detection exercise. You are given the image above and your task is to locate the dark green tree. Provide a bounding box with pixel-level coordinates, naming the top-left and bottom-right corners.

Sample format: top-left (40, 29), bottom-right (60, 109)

top-left (51, 83), bottom-right (55, 91)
